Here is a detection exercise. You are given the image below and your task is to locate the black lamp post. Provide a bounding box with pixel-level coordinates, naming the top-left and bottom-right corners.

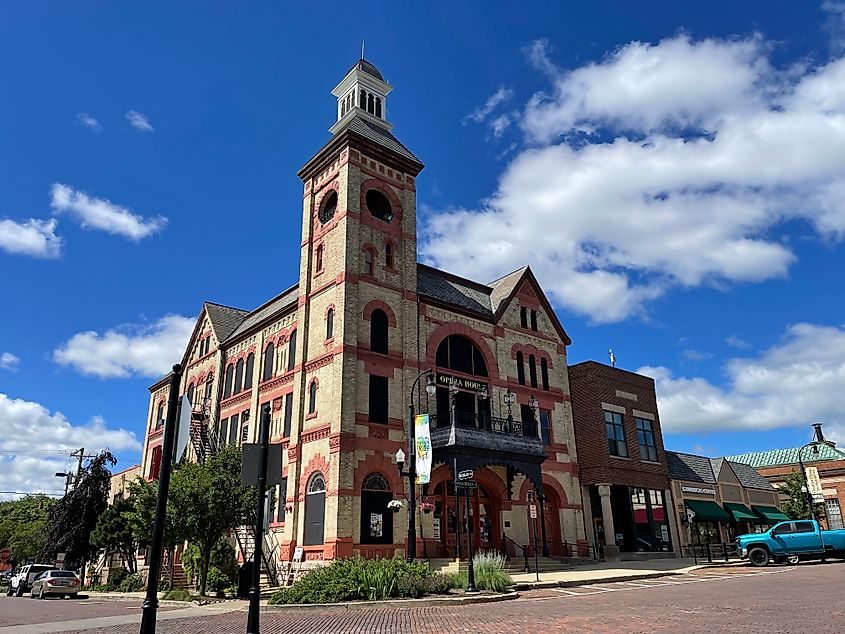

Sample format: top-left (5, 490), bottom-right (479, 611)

top-left (503, 389), bottom-right (515, 432)
top-left (396, 369), bottom-right (437, 562)
top-left (798, 423), bottom-right (835, 522)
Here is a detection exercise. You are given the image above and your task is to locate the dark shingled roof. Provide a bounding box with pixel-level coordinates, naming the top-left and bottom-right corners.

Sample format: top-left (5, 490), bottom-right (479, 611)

top-left (224, 285), bottom-right (299, 343)
top-left (337, 114), bottom-right (421, 164)
top-left (204, 302), bottom-right (249, 342)
top-left (417, 264), bottom-right (493, 317)
top-left (728, 460), bottom-right (776, 490)
top-left (666, 451), bottom-right (717, 484)
top-left (349, 58), bottom-right (384, 82)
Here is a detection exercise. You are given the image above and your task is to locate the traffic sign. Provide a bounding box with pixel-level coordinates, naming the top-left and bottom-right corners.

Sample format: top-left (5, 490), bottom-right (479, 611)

top-left (458, 470), bottom-right (473, 481)
top-left (455, 480), bottom-right (477, 489)
top-left (529, 504), bottom-right (537, 519)
top-left (173, 395), bottom-right (193, 463)
top-left (0, 548), bottom-right (10, 563)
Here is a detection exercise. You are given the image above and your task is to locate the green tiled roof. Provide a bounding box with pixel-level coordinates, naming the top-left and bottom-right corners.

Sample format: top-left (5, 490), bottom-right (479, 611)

top-left (724, 445), bottom-right (845, 468)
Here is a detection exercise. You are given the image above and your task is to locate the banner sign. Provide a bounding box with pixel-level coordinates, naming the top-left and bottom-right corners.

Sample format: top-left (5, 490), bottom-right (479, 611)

top-left (436, 373), bottom-right (487, 393)
top-left (806, 467), bottom-right (823, 496)
top-left (414, 414), bottom-right (432, 484)
top-left (681, 485), bottom-right (716, 496)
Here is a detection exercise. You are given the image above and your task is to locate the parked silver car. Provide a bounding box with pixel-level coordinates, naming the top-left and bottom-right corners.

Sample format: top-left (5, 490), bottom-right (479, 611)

top-left (29, 570), bottom-right (80, 599)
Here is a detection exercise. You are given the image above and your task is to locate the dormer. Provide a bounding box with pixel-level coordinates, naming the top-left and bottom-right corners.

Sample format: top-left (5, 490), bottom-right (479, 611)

top-left (329, 58), bottom-right (394, 134)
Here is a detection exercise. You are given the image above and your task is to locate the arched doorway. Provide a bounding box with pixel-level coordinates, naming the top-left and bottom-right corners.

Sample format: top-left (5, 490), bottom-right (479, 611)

top-left (541, 487), bottom-right (564, 556)
top-left (430, 472), bottom-right (501, 556)
top-left (360, 472), bottom-right (393, 544)
top-left (434, 335), bottom-right (491, 428)
top-left (304, 472), bottom-right (326, 546)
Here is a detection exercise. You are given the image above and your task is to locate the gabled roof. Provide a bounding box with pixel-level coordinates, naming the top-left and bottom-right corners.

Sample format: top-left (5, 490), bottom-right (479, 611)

top-left (723, 445), bottom-right (845, 468)
top-left (666, 451), bottom-right (717, 484)
top-left (490, 266), bottom-right (571, 345)
top-left (223, 285), bottom-right (299, 344)
top-left (729, 460), bottom-right (776, 490)
top-left (417, 264), bottom-right (493, 317)
top-left (204, 302), bottom-right (249, 342)
top-left (489, 267), bottom-right (528, 313)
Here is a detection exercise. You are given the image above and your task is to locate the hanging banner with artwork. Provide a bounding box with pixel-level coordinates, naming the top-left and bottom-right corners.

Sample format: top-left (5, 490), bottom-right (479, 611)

top-left (415, 413), bottom-right (432, 484)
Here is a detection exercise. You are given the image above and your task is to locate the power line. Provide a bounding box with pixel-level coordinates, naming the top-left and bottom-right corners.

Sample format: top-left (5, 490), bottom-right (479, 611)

top-left (0, 491), bottom-right (63, 497)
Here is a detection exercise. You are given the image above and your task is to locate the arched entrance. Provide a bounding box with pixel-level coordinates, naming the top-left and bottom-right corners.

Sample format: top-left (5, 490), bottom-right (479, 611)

top-left (360, 472), bottom-right (393, 544)
top-left (304, 472), bottom-right (326, 546)
top-left (428, 468), bottom-right (502, 556)
top-left (541, 487), bottom-right (564, 556)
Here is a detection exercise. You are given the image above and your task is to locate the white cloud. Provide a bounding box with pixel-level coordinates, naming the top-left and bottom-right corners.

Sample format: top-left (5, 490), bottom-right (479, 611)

top-left (0, 393), bottom-right (140, 499)
top-left (823, 1), bottom-right (845, 54)
top-left (125, 110), bottom-right (154, 132)
top-left (54, 314), bottom-right (194, 379)
top-left (682, 349), bottom-right (713, 362)
top-left (422, 33), bottom-right (845, 323)
top-left (0, 353), bottom-right (20, 371)
top-left (726, 335), bottom-right (751, 349)
top-left (463, 86), bottom-right (514, 125)
top-left (524, 38), bottom-right (559, 78)
top-left (50, 183), bottom-right (167, 241)
top-left (0, 217), bottom-right (62, 258)
top-left (75, 112), bottom-right (102, 132)
top-left (639, 323), bottom-right (845, 435)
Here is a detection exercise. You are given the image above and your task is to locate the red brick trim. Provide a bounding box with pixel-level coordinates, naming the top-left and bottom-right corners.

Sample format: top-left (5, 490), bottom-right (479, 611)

top-left (298, 454), bottom-right (330, 501)
top-left (354, 451), bottom-right (403, 494)
top-left (362, 299), bottom-right (398, 327)
top-left (425, 322), bottom-right (500, 380)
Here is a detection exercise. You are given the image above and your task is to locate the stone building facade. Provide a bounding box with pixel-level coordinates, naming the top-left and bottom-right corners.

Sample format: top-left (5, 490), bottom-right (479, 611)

top-left (139, 58), bottom-right (586, 565)
top-left (569, 361), bottom-right (679, 560)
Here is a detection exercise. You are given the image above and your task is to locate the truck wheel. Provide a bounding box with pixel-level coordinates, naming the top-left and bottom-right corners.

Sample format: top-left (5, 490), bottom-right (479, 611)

top-left (748, 547), bottom-right (770, 567)
top-left (786, 555), bottom-right (800, 565)
top-left (15, 584), bottom-right (24, 597)
top-left (5, 585), bottom-right (12, 597)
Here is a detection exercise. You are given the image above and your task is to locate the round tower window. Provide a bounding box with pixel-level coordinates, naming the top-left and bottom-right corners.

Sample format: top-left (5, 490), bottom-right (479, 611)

top-left (319, 191), bottom-right (337, 224)
top-left (365, 189), bottom-right (394, 223)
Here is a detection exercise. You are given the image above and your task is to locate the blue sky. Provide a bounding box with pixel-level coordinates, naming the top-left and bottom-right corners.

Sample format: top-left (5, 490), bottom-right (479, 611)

top-left (2, 1), bottom-right (845, 495)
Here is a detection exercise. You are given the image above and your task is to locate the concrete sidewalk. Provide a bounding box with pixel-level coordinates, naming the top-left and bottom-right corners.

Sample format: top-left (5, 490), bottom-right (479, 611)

top-left (510, 557), bottom-right (726, 588)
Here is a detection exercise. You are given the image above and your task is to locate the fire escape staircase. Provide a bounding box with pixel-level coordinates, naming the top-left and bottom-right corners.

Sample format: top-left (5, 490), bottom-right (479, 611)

top-left (234, 524), bottom-right (281, 587)
top-left (188, 398), bottom-right (219, 463)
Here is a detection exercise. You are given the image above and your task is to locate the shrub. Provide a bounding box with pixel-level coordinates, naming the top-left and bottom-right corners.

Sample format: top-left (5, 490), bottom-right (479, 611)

top-left (163, 588), bottom-right (196, 602)
top-left (117, 572), bottom-right (145, 593)
top-left (269, 556), bottom-right (434, 605)
top-left (472, 551), bottom-right (512, 592)
top-left (158, 578), bottom-right (171, 592)
top-left (181, 544), bottom-right (201, 586)
top-left (205, 566), bottom-right (231, 595)
top-left (425, 573), bottom-right (453, 595)
top-left (395, 575), bottom-right (427, 599)
top-left (211, 538), bottom-right (236, 580)
top-left (106, 568), bottom-right (129, 591)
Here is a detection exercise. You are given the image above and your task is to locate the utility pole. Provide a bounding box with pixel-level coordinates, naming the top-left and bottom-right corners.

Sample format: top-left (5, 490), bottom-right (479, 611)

top-left (72, 447), bottom-right (85, 490)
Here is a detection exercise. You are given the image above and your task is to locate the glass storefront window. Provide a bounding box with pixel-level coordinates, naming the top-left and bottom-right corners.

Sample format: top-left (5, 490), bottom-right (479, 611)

top-left (629, 487), bottom-right (672, 552)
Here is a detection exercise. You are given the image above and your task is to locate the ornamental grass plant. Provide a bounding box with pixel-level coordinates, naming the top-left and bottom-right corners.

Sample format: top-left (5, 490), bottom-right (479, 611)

top-left (470, 551), bottom-right (512, 592)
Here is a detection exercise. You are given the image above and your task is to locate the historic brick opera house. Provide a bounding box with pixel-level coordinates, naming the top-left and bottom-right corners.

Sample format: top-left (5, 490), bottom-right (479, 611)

top-left (140, 58), bottom-right (588, 564)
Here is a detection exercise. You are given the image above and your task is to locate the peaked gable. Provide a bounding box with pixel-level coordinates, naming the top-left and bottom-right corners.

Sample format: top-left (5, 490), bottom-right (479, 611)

top-left (490, 267), bottom-right (571, 345)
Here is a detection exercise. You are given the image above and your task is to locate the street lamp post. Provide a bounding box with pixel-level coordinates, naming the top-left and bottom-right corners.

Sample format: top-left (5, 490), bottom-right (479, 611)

top-left (798, 423), bottom-right (835, 522)
top-left (396, 369), bottom-right (437, 562)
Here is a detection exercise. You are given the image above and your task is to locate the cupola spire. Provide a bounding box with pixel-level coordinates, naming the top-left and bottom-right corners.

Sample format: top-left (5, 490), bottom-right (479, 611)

top-left (330, 55), bottom-right (393, 134)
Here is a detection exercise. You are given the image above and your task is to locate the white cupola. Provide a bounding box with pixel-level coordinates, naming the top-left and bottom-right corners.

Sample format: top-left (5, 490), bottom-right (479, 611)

top-left (329, 57), bottom-right (393, 134)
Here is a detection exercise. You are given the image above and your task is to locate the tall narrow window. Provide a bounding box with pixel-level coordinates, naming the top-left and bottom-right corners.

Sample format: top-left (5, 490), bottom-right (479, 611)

top-left (224, 364), bottom-right (234, 398)
top-left (367, 93), bottom-right (374, 114)
top-left (315, 244), bottom-right (324, 272)
top-left (205, 373), bottom-right (214, 404)
top-left (244, 353), bottom-right (254, 389)
top-left (241, 410), bottom-right (250, 444)
top-left (362, 248), bottom-right (374, 275)
top-left (360, 89), bottom-right (366, 108)
top-left (540, 358), bottom-right (549, 391)
top-left (235, 358), bottom-right (244, 394)
top-left (326, 308), bottom-right (334, 340)
top-left (530, 310), bottom-right (538, 331)
top-left (385, 242), bottom-right (393, 268)
top-left (229, 413), bottom-right (240, 447)
top-left (368, 375), bottom-right (389, 423)
top-left (304, 473), bottom-right (326, 546)
top-left (218, 417), bottom-right (228, 446)
top-left (521, 404), bottom-right (538, 438)
top-left (308, 380), bottom-right (317, 414)
top-left (278, 477), bottom-right (288, 523)
top-left (516, 351), bottom-right (525, 385)
top-left (520, 307), bottom-right (528, 328)
top-left (375, 97), bottom-right (382, 118)
top-left (605, 410), bottom-right (628, 458)
top-left (283, 393), bottom-right (293, 437)
top-left (539, 410), bottom-right (552, 446)
top-left (528, 355), bottom-right (538, 388)
top-left (370, 309), bottom-right (389, 354)
top-left (262, 343), bottom-right (275, 382)
top-left (287, 330), bottom-right (297, 371)
top-left (187, 383), bottom-right (195, 407)
top-left (636, 417), bottom-right (658, 462)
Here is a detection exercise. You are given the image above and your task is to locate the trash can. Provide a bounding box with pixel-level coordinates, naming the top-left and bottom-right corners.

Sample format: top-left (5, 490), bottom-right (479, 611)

top-left (237, 562), bottom-right (253, 599)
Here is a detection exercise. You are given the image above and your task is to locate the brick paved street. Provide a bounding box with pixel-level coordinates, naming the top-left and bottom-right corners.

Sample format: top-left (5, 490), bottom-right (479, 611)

top-left (4, 563), bottom-right (843, 633)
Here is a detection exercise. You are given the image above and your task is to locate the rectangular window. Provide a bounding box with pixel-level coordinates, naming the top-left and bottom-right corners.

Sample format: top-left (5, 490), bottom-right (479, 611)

top-left (530, 310), bottom-right (538, 331)
top-left (283, 393), bottom-right (293, 437)
top-left (278, 477), bottom-right (288, 523)
top-left (793, 521), bottom-right (816, 533)
top-left (636, 417), bottom-right (658, 462)
top-left (825, 499), bottom-right (844, 530)
top-left (521, 404), bottom-right (537, 437)
top-left (287, 330), bottom-right (297, 372)
top-left (229, 414), bottom-right (239, 447)
top-left (369, 375), bottom-right (389, 424)
top-left (539, 410), bottom-right (551, 446)
top-left (520, 307), bottom-right (528, 328)
top-left (604, 410), bottom-right (628, 457)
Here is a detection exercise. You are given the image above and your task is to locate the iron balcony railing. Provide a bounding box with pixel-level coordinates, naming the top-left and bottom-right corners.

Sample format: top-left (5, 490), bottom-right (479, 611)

top-left (427, 411), bottom-right (538, 439)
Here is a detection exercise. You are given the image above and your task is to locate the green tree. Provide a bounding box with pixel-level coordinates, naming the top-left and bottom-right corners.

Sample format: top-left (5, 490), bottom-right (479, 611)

top-left (90, 498), bottom-right (138, 573)
top-left (779, 471), bottom-right (826, 521)
top-left (169, 445), bottom-right (256, 595)
top-left (0, 495), bottom-right (55, 565)
top-left (38, 450), bottom-right (116, 568)
top-left (128, 477), bottom-right (184, 586)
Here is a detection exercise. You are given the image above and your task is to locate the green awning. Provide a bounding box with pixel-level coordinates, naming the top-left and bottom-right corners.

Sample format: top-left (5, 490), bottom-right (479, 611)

top-left (685, 499), bottom-right (732, 522)
top-left (724, 502), bottom-right (758, 522)
top-left (751, 505), bottom-right (790, 524)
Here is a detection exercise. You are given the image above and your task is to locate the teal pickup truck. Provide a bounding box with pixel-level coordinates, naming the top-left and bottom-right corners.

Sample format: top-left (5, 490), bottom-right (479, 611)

top-left (736, 519), bottom-right (845, 566)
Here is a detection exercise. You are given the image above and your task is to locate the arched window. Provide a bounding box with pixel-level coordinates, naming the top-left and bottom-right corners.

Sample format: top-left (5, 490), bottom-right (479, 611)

top-left (150, 445), bottom-right (163, 480)
top-left (529, 355), bottom-right (538, 389)
top-left (540, 358), bottom-right (549, 391)
top-left (367, 92), bottom-right (375, 114)
top-left (244, 353), bottom-right (254, 389)
top-left (235, 358), bottom-right (244, 394)
top-left (224, 364), bottom-right (234, 398)
top-left (156, 402), bottom-right (165, 429)
top-left (308, 380), bottom-right (317, 414)
top-left (362, 247), bottom-right (374, 275)
top-left (287, 330), bottom-right (297, 371)
top-left (187, 383), bottom-right (195, 407)
top-left (304, 472), bottom-right (326, 545)
top-left (326, 307), bottom-right (334, 340)
top-left (435, 334), bottom-right (491, 426)
top-left (315, 244), bottom-right (324, 272)
top-left (370, 309), bottom-right (389, 354)
top-left (384, 242), bottom-right (393, 268)
top-left (360, 88), bottom-right (366, 108)
top-left (318, 191), bottom-right (337, 225)
top-left (262, 343), bottom-right (274, 382)
top-left (361, 472), bottom-right (393, 544)
top-left (365, 189), bottom-right (394, 222)
top-left (516, 351), bottom-right (525, 386)
top-left (375, 97), bottom-right (382, 118)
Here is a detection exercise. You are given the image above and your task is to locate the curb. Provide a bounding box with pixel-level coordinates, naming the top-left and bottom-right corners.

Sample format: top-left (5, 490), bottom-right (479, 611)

top-left (262, 591), bottom-right (519, 612)
top-left (81, 593), bottom-right (225, 608)
top-left (513, 570), bottom-right (689, 591)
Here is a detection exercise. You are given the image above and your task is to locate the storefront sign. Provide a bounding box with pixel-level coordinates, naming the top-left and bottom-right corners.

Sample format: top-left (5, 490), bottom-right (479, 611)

top-left (806, 467), bottom-right (823, 497)
top-left (414, 414), bottom-right (432, 484)
top-left (681, 485), bottom-right (716, 496)
top-left (436, 373), bottom-right (487, 393)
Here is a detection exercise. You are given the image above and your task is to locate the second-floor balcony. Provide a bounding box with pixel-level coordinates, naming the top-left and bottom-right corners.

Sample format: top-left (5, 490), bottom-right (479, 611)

top-left (427, 411), bottom-right (546, 462)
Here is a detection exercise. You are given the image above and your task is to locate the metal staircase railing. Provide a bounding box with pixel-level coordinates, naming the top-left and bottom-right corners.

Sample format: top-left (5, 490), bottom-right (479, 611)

top-left (234, 524), bottom-right (280, 587)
